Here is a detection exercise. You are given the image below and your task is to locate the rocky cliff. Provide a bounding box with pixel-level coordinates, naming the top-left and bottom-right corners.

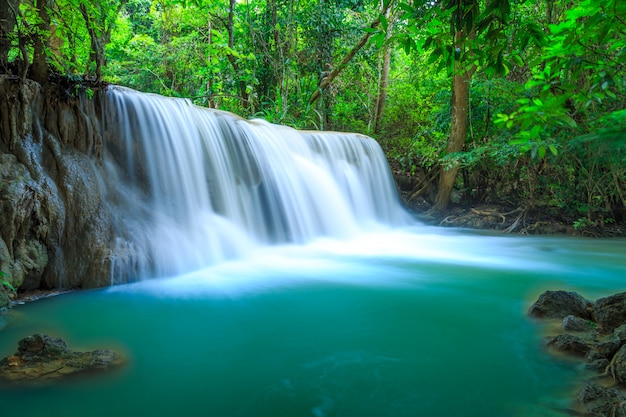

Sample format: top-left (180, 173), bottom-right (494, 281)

top-left (0, 76), bottom-right (120, 307)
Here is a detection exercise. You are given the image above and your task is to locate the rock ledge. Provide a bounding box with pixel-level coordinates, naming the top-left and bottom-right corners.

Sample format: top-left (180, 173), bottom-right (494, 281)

top-left (0, 333), bottom-right (124, 384)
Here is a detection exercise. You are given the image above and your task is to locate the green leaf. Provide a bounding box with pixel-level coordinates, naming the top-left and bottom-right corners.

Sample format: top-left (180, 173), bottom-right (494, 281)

top-left (549, 145), bottom-right (558, 156)
top-left (1, 278), bottom-right (16, 295)
top-left (380, 14), bottom-right (388, 32)
top-left (371, 32), bottom-right (386, 48)
top-left (537, 145), bottom-right (546, 159)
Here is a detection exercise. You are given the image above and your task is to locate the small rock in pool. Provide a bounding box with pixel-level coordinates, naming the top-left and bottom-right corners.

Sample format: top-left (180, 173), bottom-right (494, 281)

top-left (0, 334), bottom-right (124, 385)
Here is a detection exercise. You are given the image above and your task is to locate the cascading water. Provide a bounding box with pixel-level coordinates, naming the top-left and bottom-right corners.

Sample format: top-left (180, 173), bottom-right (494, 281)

top-left (103, 87), bottom-right (411, 282)
top-left (5, 86), bottom-right (626, 417)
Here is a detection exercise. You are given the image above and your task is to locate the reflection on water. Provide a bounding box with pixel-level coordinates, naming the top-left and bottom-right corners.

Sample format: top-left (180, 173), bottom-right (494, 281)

top-left (0, 228), bottom-right (624, 417)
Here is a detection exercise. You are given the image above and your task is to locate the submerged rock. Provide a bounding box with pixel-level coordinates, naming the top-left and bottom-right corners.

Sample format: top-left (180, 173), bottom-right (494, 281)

top-left (0, 334), bottom-right (123, 384)
top-left (528, 290), bottom-right (592, 320)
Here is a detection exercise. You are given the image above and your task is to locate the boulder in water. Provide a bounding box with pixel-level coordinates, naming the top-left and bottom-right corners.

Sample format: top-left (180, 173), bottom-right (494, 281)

top-left (562, 315), bottom-right (596, 332)
top-left (0, 334), bottom-right (124, 384)
top-left (609, 344), bottom-right (626, 385)
top-left (547, 333), bottom-right (592, 356)
top-left (594, 292), bottom-right (626, 334)
top-left (587, 338), bottom-right (622, 364)
top-left (576, 382), bottom-right (626, 417)
top-left (528, 290), bottom-right (592, 320)
top-left (614, 324), bottom-right (626, 342)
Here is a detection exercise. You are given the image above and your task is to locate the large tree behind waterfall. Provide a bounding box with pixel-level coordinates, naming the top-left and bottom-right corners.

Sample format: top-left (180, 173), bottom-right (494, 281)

top-left (432, 0), bottom-right (478, 211)
top-left (398, 0), bottom-right (542, 210)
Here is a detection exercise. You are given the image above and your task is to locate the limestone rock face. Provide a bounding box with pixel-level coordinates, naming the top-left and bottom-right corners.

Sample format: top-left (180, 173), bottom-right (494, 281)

top-left (0, 334), bottom-right (124, 384)
top-left (0, 76), bottom-right (125, 305)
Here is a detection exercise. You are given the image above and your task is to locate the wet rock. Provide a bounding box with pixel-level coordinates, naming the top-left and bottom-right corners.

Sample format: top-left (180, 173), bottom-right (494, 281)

top-left (576, 382), bottom-right (626, 417)
top-left (611, 344), bottom-right (626, 385)
top-left (0, 76), bottom-right (123, 290)
top-left (531, 290), bottom-right (626, 415)
top-left (0, 334), bottom-right (124, 384)
top-left (594, 292), bottom-right (626, 334)
top-left (615, 324), bottom-right (626, 343)
top-left (529, 290), bottom-right (593, 320)
top-left (585, 359), bottom-right (610, 372)
top-left (563, 315), bottom-right (597, 332)
top-left (587, 339), bottom-right (621, 363)
top-left (547, 334), bottom-right (592, 356)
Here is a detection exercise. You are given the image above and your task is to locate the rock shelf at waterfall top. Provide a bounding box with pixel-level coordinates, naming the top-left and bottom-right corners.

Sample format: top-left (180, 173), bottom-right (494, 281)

top-left (529, 290), bottom-right (626, 417)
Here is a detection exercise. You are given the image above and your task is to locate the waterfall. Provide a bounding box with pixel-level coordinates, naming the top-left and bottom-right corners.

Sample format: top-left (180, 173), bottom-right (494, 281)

top-left (103, 87), bottom-right (411, 282)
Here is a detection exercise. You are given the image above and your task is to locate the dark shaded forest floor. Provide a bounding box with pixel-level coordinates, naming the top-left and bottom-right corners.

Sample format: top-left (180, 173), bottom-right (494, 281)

top-left (391, 163), bottom-right (626, 238)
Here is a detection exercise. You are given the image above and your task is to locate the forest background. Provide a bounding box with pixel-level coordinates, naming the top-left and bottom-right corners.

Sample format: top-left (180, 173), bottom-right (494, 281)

top-left (0, 0), bottom-right (624, 235)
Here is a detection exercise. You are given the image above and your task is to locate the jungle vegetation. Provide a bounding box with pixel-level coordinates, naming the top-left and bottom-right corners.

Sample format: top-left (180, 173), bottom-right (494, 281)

top-left (0, 0), bottom-right (624, 232)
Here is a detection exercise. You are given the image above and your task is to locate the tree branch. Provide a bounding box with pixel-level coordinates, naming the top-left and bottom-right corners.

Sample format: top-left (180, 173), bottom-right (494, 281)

top-left (309, 1), bottom-right (392, 105)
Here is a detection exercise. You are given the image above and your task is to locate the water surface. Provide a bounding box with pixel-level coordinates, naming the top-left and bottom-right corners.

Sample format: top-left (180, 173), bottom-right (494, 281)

top-left (1, 227), bottom-right (624, 417)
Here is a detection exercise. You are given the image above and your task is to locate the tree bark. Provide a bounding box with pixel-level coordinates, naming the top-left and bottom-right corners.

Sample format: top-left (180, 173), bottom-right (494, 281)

top-left (225, 0), bottom-right (249, 110)
top-left (31, 0), bottom-right (52, 84)
top-left (80, 1), bottom-right (128, 81)
top-left (373, 8), bottom-right (393, 134)
top-left (433, 29), bottom-right (476, 211)
top-left (206, 20), bottom-right (216, 108)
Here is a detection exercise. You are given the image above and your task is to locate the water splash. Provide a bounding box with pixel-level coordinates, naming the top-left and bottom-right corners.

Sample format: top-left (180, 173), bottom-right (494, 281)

top-left (103, 87), bottom-right (411, 282)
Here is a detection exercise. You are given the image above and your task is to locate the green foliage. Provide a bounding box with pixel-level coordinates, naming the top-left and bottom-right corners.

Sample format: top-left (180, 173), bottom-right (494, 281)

top-left (2, 0), bottom-right (623, 229)
top-left (0, 272), bottom-right (16, 295)
top-left (499, 0), bottom-right (625, 147)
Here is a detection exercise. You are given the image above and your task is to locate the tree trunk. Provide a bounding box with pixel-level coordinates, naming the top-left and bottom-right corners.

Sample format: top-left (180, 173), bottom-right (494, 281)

top-left (80, 1), bottom-right (127, 81)
top-left (226, 0), bottom-right (249, 110)
top-left (31, 0), bottom-right (51, 84)
top-left (80, 4), bottom-right (102, 80)
top-left (315, 0), bottom-right (334, 128)
top-left (373, 8), bottom-right (393, 134)
top-left (206, 20), bottom-right (216, 108)
top-left (433, 28), bottom-right (476, 211)
top-left (0, 0), bottom-right (18, 73)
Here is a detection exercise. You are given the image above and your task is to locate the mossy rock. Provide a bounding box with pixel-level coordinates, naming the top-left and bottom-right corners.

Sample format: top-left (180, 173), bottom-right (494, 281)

top-left (0, 334), bottom-right (124, 385)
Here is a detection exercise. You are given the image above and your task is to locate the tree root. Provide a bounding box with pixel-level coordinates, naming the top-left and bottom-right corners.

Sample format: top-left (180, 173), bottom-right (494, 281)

top-left (598, 352), bottom-right (620, 383)
top-left (440, 206), bottom-right (527, 231)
